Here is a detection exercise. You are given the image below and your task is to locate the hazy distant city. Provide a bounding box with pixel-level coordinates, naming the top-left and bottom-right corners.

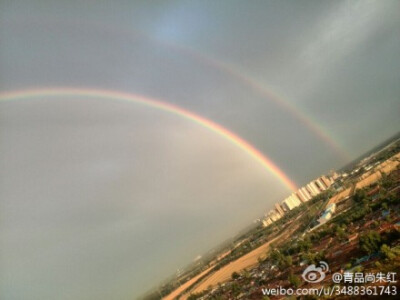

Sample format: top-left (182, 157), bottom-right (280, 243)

top-left (150, 136), bottom-right (400, 300)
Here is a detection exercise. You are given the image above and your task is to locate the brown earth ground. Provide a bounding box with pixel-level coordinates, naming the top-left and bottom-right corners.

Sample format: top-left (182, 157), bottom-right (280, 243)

top-left (328, 153), bottom-right (399, 206)
top-left (163, 267), bottom-right (215, 300)
top-left (183, 236), bottom-right (279, 298)
top-left (165, 153), bottom-right (400, 299)
top-left (180, 222), bottom-right (301, 299)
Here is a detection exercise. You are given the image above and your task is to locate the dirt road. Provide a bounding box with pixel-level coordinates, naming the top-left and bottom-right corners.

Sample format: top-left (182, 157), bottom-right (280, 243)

top-left (162, 266), bottom-right (214, 300)
top-left (181, 223), bottom-right (300, 298)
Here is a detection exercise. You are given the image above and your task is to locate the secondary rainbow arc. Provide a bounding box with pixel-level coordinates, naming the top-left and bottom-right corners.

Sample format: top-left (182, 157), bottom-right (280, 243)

top-left (0, 87), bottom-right (298, 191)
top-left (168, 46), bottom-right (350, 161)
top-left (3, 17), bottom-right (348, 161)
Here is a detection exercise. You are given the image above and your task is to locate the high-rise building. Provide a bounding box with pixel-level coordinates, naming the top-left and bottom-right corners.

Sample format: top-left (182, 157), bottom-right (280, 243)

top-left (306, 183), bottom-right (319, 196)
top-left (311, 181), bottom-right (322, 194)
top-left (296, 190), bottom-right (308, 203)
top-left (281, 201), bottom-right (290, 211)
top-left (262, 218), bottom-right (273, 227)
top-left (275, 203), bottom-right (285, 216)
top-left (267, 174), bottom-right (333, 222)
top-left (330, 171), bottom-right (339, 180)
top-left (301, 187), bottom-right (312, 201)
top-left (310, 182), bottom-right (322, 195)
top-left (301, 187), bottom-right (312, 200)
top-left (321, 175), bottom-right (333, 188)
top-left (290, 193), bottom-right (302, 206)
top-left (262, 207), bottom-right (283, 227)
top-left (314, 179), bottom-right (326, 191)
top-left (282, 193), bottom-right (301, 211)
top-left (268, 209), bottom-right (282, 221)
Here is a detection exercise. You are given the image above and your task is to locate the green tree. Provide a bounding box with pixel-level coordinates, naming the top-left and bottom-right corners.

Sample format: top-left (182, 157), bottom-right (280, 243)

top-left (187, 292), bottom-right (202, 300)
top-left (284, 255), bottom-right (293, 267)
top-left (344, 263), bottom-right (352, 270)
top-left (288, 272), bottom-right (301, 288)
top-left (230, 282), bottom-right (240, 296)
top-left (353, 189), bottom-right (366, 202)
top-left (359, 230), bottom-right (381, 254)
top-left (270, 249), bottom-right (293, 269)
top-left (231, 271), bottom-right (240, 280)
top-left (335, 226), bottom-right (347, 241)
top-left (243, 269), bottom-right (251, 279)
top-left (298, 237), bottom-right (312, 252)
top-left (381, 244), bottom-right (400, 260)
top-left (381, 173), bottom-right (393, 189)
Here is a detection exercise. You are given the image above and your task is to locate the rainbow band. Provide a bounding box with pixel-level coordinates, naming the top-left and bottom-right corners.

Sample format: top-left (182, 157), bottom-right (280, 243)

top-left (174, 48), bottom-right (350, 161)
top-left (3, 18), bottom-right (348, 161)
top-left (0, 87), bottom-right (297, 191)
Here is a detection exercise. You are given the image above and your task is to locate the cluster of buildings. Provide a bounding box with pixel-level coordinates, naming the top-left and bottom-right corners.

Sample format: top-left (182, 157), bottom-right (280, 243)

top-left (262, 175), bottom-right (334, 227)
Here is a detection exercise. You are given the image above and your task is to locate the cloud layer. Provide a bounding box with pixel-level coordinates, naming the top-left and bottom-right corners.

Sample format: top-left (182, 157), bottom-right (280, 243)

top-left (1, 1), bottom-right (399, 299)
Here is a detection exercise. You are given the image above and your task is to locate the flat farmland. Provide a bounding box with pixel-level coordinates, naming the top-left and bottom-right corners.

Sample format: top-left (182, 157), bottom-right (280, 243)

top-left (185, 236), bottom-right (278, 297)
top-left (163, 266), bottom-right (214, 300)
top-left (182, 222), bottom-right (300, 298)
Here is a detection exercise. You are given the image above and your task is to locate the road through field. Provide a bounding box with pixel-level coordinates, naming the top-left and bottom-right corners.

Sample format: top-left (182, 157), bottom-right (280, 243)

top-left (185, 236), bottom-right (278, 297)
top-left (164, 215), bottom-right (301, 300)
top-left (163, 266), bottom-right (214, 300)
top-left (182, 223), bottom-right (300, 298)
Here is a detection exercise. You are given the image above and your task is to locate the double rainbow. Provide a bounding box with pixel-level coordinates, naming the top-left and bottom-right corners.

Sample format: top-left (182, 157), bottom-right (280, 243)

top-left (0, 88), bottom-right (298, 191)
top-left (3, 17), bottom-right (349, 161)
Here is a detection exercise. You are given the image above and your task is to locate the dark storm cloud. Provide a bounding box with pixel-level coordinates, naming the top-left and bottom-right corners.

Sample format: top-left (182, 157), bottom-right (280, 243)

top-left (1, 1), bottom-right (399, 299)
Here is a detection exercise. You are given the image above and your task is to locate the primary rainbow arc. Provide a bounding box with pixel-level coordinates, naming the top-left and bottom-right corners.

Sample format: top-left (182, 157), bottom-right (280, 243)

top-left (0, 87), bottom-right (298, 191)
top-left (3, 17), bottom-right (348, 161)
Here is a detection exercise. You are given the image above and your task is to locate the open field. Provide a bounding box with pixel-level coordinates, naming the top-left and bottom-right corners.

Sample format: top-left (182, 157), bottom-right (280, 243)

top-left (163, 266), bottom-right (215, 300)
top-left (328, 153), bottom-right (400, 207)
top-left (181, 222), bottom-right (301, 298)
top-left (157, 147), bottom-right (400, 300)
top-left (162, 235), bottom-right (282, 300)
top-left (327, 187), bottom-right (352, 205)
top-left (175, 153), bottom-right (399, 298)
top-left (185, 236), bottom-right (278, 297)
top-left (356, 154), bottom-right (399, 190)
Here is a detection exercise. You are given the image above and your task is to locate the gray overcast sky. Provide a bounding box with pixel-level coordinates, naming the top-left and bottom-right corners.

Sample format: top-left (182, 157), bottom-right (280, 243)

top-left (1, 1), bottom-right (399, 299)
